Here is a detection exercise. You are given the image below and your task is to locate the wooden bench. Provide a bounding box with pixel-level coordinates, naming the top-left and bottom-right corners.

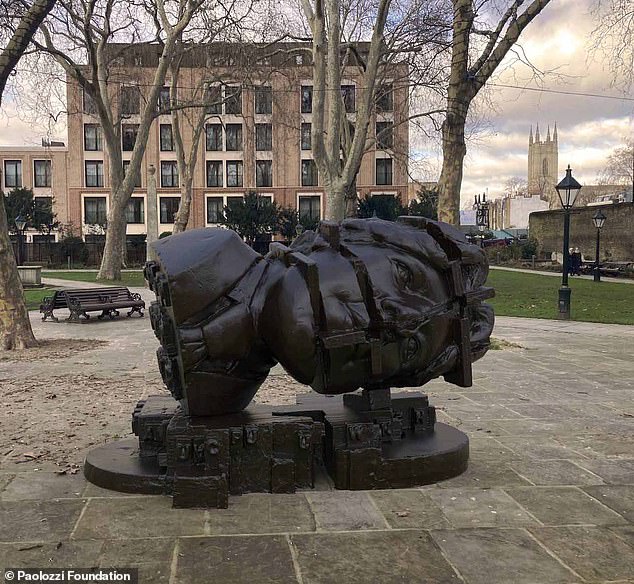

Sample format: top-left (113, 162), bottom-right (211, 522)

top-left (40, 287), bottom-right (145, 323)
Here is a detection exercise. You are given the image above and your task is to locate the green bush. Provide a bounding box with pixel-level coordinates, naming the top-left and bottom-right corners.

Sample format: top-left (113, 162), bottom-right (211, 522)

top-left (521, 238), bottom-right (538, 260)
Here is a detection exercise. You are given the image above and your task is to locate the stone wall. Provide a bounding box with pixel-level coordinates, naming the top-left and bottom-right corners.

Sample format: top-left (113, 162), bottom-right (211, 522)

top-left (529, 202), bottom-right (634, 262)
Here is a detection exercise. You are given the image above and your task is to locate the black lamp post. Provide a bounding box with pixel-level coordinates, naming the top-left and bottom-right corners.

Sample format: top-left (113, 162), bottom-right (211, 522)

top-left (15, 214), bottom-right (27, 266)
top-left (555, 165), bottom-right (582, 319)
top-left (592, 209), bottom-right (606, 283)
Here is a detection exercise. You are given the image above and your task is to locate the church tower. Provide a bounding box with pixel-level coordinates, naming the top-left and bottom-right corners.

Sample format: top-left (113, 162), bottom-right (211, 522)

top-left (528, 123), bottom-right (559, 208)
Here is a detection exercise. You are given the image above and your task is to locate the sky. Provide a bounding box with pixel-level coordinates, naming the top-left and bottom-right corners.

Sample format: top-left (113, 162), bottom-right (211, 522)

top-left (0, 0), bottom-right (632, 206)
top-left (451, 0), bottom-right (634, 204)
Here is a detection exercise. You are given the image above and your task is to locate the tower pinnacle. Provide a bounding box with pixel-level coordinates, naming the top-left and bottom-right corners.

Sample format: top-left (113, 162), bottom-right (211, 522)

top-left (535, 123), bottom-right (541, 142)
top-left (546, 125), bottom-right (551, 142)
top-left (553, 122), bottom-right (558, 142)
top-left (529, 125), bottom-right (533, 144)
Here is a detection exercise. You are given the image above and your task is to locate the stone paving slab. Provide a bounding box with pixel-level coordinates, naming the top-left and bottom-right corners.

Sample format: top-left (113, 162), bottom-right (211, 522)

top-left (1, 315), bottom-right (633, 583)
top-left (1, 471), bottom-right (86, 501)
top-left (205, 493), bottom-right (315, 535)
top-left (290, 530), bottom-right (462, 584)
top-left (583, 486), bottom-right (634, 522)
top-left (306, 491), bottom-right (388, 531)
top-left (173, 536), bottom-right (298, 584)
top-left (369, 490), bottom-right (450, 529)
top-left (430, 528), bottom-right (578, 584)
top-left (72, 496), bottom-right (207, 539)
top-left (0, 499), bottom-right (86, 543)
top-left (505, 486), bottom-right (628, 526)
top-left (528, 526), bottom-right (634, 582)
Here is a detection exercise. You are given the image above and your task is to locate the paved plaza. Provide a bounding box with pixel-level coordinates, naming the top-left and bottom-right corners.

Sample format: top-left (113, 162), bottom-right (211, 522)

top-left (0, 285), bottom-right (633, 584)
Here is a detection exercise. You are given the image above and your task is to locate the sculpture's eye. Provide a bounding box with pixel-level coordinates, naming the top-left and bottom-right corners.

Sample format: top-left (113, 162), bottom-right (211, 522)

top-left (403, 336), bottom-right (420, 362)
top-left (393, 260), bottom-right (413, 288)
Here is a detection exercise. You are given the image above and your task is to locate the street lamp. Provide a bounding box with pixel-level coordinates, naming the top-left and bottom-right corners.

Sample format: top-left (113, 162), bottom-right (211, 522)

top-left (592, 209), bottom-right (607, 283)
top-left (15, 214), bottom-right (27, 266)
top-left (555, 165), bottom-right (582, 319)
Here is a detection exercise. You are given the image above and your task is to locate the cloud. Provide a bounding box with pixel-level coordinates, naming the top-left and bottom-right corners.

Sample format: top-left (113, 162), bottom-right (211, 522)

top-left (456, 0), bottom-right (634, 203)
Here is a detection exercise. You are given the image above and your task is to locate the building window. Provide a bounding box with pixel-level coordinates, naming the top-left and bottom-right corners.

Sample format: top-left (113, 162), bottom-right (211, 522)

top-left (301, 85), bottom-right (313, 113)
top-left (158, 86), bottom-right (171, 113)
top-left (160, 124), bottom-right (174, 151)
top-left (85, 160), bottom-right (104, 187)
top-left (160, 197), bottom-right (180, 223)
top-left (301, 160), bottom-right (318, 187)
top-left (83, 90), bottom-right (97, 114)
top-left (255, 86), bottom-right (272, 114)
top-left (256, 160), bottom-right (272, 187)
top-left (301, 123), bottom-right (311, 150)
top-left (376, 158), bottom-right (393, 186)
top-left (84, 196), bottom-right (107, 224)
top-left (122, 124), bottom-right (139, 151)
top-left (376, 121), bottom-right (393, 149)
top-left (126, 197), bottom-right (145, 224)
top-left (205, 124), bottom-right (223, 151)
top-left (226, 160), bottom-right (243, 187)
top-left (255, 123), bottom-right (272, 151)
top-left (3, 160), bottom-right (21, 188)
top-left (160, 161), bottom-right (179, 188)
top-left (226, 195), bottom-right (244, 210)
top-left (225, 86), bottom-right (242, 114)
top-left (299, 195), bottom-right (321, 221)
top-left (123, 161), bottom-right (141, 188)
top-left (121, 86), bottom-right (141, 116)
top-left (205, 85), bottom-right (222, 114)
top-left (34, 160), bottom-right (52, 187)
top-left (226, 124), bottom-right (242, 151)
top-left (206, 161), bottom-right (223, 187)
top-left (376, 84), bottom-right (393, 112)
top-left (206, 196), bottom-right (224, 223)
top-left (341, 85), bottom-right (355, 113)
top-left (33, 196), bottom-right (53, 224)
top-left (84, 124), bottom-right (102, 151)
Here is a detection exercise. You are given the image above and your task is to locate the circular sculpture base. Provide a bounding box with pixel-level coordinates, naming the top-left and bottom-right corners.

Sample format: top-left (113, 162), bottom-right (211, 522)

top-left (84, 423), bottom-right (468, 497)
top-left (84, 438), bottom-right (166, 495)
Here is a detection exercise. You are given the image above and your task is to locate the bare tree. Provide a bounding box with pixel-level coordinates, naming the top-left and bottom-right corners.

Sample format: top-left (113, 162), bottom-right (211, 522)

top-left (169, 16), bottom-right (258, 233)
top-left (0, 0), bottom-right (56, 350)
top-left (598, 139), bottom-right (634, 192)
top-left (301, 0), bottom-right (393, 220)
top-left (590, 0), bottom-right (634, 91)
top-left (436, 0), bottom-right (552, 225)
top-left (34, 0), bottom-right (204, 279)
top-left (504, 176), bottom-right (527, 196)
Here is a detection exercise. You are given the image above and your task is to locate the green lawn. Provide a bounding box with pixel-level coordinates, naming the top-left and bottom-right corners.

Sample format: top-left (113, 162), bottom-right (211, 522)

top-left (487, 270), bottom-right (634, 325)
top-left (24, 288), bottom-right (56, 311)
top-left (36, 268), bottom-right (632, 325)
top-left (42, 270), bottom-right (146, 287)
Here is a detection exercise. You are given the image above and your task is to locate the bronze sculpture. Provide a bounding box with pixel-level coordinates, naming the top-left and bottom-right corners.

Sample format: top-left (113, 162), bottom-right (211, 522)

top-left (85, 217), bottom-right (495, 507)
top-left (146, 217), bottom-right (494, 416)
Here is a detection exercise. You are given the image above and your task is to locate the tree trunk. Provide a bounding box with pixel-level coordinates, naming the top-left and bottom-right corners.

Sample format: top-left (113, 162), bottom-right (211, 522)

top-left (0, 193), bottom-right (37, 350)
top-left (173, 175), bottom-right (193, 234)
top-left (344, 178), bottom-right (358, 219)
top-left (97, 197), bottom-right (126, 280)
top-left (437, 110), bottom-right (467, 225)
top-left (324, 185), bottom-right (346, 222)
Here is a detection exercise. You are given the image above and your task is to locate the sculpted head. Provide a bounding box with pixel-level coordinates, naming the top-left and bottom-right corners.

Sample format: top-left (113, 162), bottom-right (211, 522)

top-left (148, 217), bottom-right (494, 416)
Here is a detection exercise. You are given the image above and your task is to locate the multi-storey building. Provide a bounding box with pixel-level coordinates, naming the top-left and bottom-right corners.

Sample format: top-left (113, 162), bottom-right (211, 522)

top-left (58, 42), bottom-right (409, 240)
top-left (0, 143), bottom-right (68, 241)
